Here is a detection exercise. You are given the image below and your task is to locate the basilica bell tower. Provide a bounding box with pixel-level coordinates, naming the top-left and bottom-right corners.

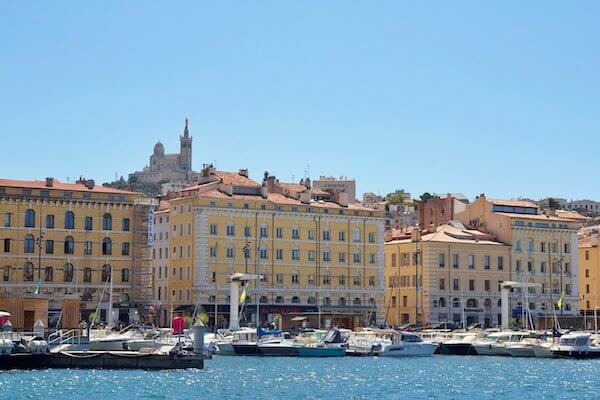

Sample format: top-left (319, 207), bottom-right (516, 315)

top-left (179, 118), bottom-right (192, 171)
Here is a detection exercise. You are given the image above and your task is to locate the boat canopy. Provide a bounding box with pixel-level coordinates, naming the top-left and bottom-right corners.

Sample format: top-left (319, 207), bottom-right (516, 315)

top-left (324, 329), bottom-right (342, 344)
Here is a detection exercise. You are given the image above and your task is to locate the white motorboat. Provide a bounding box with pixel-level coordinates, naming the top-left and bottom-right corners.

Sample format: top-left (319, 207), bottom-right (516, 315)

top-left (346, 329), bottom-right (392, 355)
top-left (472, 332), bottom-right (529, 356)
top-left (89, 329), bottom-right (137, 351)
top-left (439, 332), bottom-right (480, 355)
top-left (231, 327), bottom-right (260, 356)
top-left (552, 332), bottom-right (600, 359)
top-left (378, 332), bottom-right (438, 357)
top-left (257, 332), bottom-right (297, 356)
top-left (504, 335), bottom-right (539, 357)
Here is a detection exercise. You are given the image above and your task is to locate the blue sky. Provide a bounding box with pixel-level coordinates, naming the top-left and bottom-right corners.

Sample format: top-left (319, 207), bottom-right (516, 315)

top-left (1, 1), bottom-right (598, 201)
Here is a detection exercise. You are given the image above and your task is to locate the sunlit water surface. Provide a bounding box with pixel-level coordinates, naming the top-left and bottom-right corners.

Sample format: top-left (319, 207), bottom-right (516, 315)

top-left (1, 355), bottom-right (599, 399)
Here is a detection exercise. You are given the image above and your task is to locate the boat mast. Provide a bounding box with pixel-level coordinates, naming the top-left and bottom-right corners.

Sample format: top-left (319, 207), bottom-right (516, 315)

top-left (108, 264), bottom-right (114, 325)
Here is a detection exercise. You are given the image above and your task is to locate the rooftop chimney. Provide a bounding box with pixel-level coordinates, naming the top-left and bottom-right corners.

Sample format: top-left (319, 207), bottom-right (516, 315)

top-left (238, 168), bottom-right (249, 178)
top-left (45, 177), bottom-right (55, 187)
top-left (85, 179), bottom-right (95, 190)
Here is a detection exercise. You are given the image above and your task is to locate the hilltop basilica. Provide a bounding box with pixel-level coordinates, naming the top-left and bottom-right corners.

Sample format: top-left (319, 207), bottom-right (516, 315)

top-left (129, 119), bottom-right (197, 189)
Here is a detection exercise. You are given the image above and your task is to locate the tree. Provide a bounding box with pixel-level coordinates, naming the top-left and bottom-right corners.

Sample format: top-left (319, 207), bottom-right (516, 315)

top-left (419, 192), bottom-right (438, 202)
top-left (387, 192), bottom-right (405, 206)
top-left (548, 198), bottom-right (561, 209)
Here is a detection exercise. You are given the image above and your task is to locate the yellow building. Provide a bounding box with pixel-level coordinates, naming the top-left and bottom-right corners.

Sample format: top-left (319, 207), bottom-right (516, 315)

top-left (0, 177), bottom-right (153, 330)
top-left (158, 165), bottom-right (385, 329)
top-left (385, 222), bottom-right (510, 327)
top-left (456, 195), bottom-right (581, 326)
top-left (579, 226), bottom-right (600, 320)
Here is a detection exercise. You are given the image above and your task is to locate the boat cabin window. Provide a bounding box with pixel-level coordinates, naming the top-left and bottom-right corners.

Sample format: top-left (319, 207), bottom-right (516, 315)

top-left (401, 334), bottom-right (421, 342)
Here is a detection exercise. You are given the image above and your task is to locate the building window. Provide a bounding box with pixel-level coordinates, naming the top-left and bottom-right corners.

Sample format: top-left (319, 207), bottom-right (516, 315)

top-left (353, 229), bottom-right (361, 242)
top-left (65, 211), bottom-right (75, 229)
top-left (24, 234), bottom-right (35, 253)
top-left (209, 246), bottom-right (217, 258)
top-left (44, 266), bottom-right (53, 282)
top-left (102, 213), bottom-right (112, 230)
top-left (46, 215), bottom-right (54, 229)
top-left (122, 242), bottom-right (130, 256)
top-left (226, 246), bottom-right (235, 258)
top-left (353, 252), bottom-right (361, 263)
top-left (323, 250), bottom-right (331, 262)
top-left (515, 260), bottom-right (521, 272)
top-left (439, 254), bottom-right (445, 268)
top-left (291, 272), bottom-right (299, 284)
top-left (45, 239), bottom-right (54, 254)
top-left (102, 237), bottom-right (112, 255)
top-left (468, 255), bottom-right (475, 269)
top-left (323, 229), bottom-right (331, 241)
top-left (83, 216), bottom-right (92, 230)
top-left (276, 227), bottom-right (283, 238)
top-left (338, 298), bottom-right (347, 306)
top-left (469, 279), bottom-right (475, 291)
top-left (586, 269), bottom-right (590, 278)
top-left (498, 256), bottom-right (504, 270)
top-left (276, 249), bottom-right (283, 260)
top-left (339, 252), bottom-right (345, 263)
top-left (24, 209), bottom-right (35, 228)
top-left (64, 236), bottom-right (75, 254)
top-left (63, 263), bottom-right (74, 282)
top-left (23, 262), bottom-right (34, 281)
top-left (3, 213), bottom-right (11, 227)
top-left (122, 218), bottom-right (130, 231)
top-left (101, 264), bottom-right (111, 282)
top-left (439, 278), bottom-right (445, 290)
top-left (369, 253), bottom-right (375, 264)
top-left (276, 274), bottom-right (284, 284)
top-left (210, 224), bottom-right (217, 235)
top-left (484, 255), bottom-right (490, 270)
top-left (368, 232), bottom-right (375, 243)
top-left (353, 273), bottom-right (361, 286)
top-left (84, 241), bottom-right (92, 255)
top-left (2, 266), bottom-right (9, 282)
top-left (369, 276), bottom-right (376, 287)
top-left (308, 274), bottom-right (315, 285)
top-left (339, 275), bottom-right (346, 286)
top-left (244, 225), bottom-right (251, 237)
top-left (339, 231), bottom-right (345, 242)
top-left (3, 238), bottom-right (9, 253)
top-left (292, 249), bottom-right (300, 261)
top-left (226, 223), bottom-right (235, 236)
top-left (259, 225), bottom-right (268, 238)
top-left (323, 272), bottom-right (331, 285)
top-left (484, 279), bottom-right (490, 291)
top-left (453, 279), bottom-right (460, 291)
top-left (527, 261), bottom-right (533, 273)
top-left (453, 254), bottom-right (459, 269)
top-left (121, 268), bottom-right (129, 283)
top-left (259, 247), bottom-right (267, 259)
top-left (292, 227), bottom-right (300, 239)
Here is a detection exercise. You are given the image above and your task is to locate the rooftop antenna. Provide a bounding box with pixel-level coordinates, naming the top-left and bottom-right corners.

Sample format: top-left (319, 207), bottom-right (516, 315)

top-left (307, 165), bottom-right (311, 179)
top-left (291, 174), bottom-right (295, 182)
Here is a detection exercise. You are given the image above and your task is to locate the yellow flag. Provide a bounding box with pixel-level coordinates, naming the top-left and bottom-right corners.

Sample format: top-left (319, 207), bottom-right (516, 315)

top-left (556, 291), bottom-right (564, 309)
top-left (240, 287), bottom-right (247, 303)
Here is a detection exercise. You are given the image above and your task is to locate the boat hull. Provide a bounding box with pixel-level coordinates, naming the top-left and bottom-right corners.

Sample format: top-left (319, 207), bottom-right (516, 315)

top-left (504, 346), bottom-right (535, 357)
top-left (379, 343), bottom-right (438, 357)
top-left (440, 343), bottom-right (473, 356)
top-left (257, 345), bottom-right (297, 357)
top-left (296, 347), bottom-right (345, 357)
top-left (216, 342), bottom-right (235, 355)
top-left (553, 350), bottom-right (600, 359)
top-left (232, 343), bottom-right (258, 356)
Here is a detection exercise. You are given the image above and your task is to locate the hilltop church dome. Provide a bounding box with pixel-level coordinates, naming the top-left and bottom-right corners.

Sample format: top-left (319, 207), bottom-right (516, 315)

top-left (153, 141), bottom-right (165, 156)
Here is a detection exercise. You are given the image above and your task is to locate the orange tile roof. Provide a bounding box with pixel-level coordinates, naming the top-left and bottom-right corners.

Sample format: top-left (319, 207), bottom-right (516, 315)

top-left (278, 183), bottom-right (307, 194)
top-left (213, 171), bottom-right (261, 187)
top-left (0, 178), bottom-right (140, 195)
top-left (489, 198), bottom-right (538, 208)
top-left (555, 210), bottom-right (590, 221)
top-left (495, 212), bottom-right (574, 222)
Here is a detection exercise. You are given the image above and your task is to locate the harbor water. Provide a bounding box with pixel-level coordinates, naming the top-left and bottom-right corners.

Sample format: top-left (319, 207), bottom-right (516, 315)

top-left (1, 356), bottom-right (599, 400)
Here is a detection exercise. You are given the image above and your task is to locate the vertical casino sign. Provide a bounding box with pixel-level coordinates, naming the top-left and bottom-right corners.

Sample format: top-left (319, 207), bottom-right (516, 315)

top-left (147, 206), bottom-right (155, 245)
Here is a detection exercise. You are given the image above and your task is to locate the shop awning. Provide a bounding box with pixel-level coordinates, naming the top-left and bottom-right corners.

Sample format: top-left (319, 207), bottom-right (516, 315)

top-left (291, 316), bottom-right (308, 321)
top-left (173, 305), bottom-right (195, 313)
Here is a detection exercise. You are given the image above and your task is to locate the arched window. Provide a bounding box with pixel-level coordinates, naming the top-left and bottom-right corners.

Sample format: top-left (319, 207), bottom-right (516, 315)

top-left (307, 296), bottom-right (316, 304)
top-left (260, 296), bottom-right (268, 304)
top-left (64, 211), bottom-right (75, 229)
top-left (466, 299), bottom-right (478, 308)
top-left (323, 297), bottom-right (331, 305)
top-left (275, 296), bottom-right (284, 304)
top-left (484, 298), bottom-right (491, 307)
top-left (23, 262), bottom-right (34, 281)
top-left (102, 237), bottom-right (112, 255)
top-left (368, 298), bottom-right (376, 306)
top-left (102, 213), bottom-right (112, 230)
top-left (291, 296), bottom-right (300, 304)
top-left (81, 292), bottom-right (92, 302)
top-left (338, 297), bottom-right (347, 306)
top-left (24, 209), bottom-right (35, 228)
top-left (439, 298), bottom-right (447, 307)
top-left (353, 297), bottom-right (361, 305)
top-left (452, 298), bottom-right (461, 308)
top-left (63, 263), bottom-right (74, 282)
top-left (101, 264), bottom-right (111, 282)
top-left (24, 234), bottom-right (35, 253)
top-left (83, 267), bottom-right (92, 283)
top-left (44, 266), bottom-right (53, 282)
top-left (64, 236), bottom-right (74, 254)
